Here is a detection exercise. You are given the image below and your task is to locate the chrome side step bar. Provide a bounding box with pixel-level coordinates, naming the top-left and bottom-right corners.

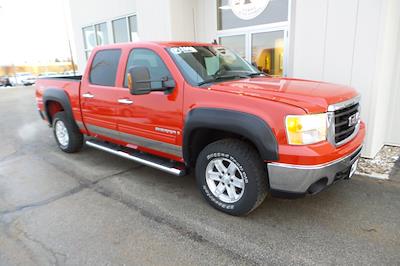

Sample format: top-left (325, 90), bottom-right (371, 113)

top-left (86, 140), bottom-right (186, 176)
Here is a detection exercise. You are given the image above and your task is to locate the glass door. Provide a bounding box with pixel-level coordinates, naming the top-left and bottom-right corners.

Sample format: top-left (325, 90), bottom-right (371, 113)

top-left (219, 35), bottom-right (246, 59)
top-left (251, 30), bottom-right (285, 76)
top-left (216, 0), bottom-right (290, 77)
top-left (218, 28), bottom-right (288, 77)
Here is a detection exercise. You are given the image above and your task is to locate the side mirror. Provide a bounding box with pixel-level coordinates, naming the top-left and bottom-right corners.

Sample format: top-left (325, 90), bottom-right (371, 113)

top-left (128, 66), bottom-right (151, 95)
top-left (127, 66), bottom-right (176, 95)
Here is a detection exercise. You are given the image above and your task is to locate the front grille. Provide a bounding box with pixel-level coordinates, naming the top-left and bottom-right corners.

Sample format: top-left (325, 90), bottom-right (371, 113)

top-left (334, 103), bottom-right (360, 144)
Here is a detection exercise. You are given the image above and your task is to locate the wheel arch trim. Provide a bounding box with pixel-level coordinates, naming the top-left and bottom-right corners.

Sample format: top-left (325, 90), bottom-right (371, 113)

top-left (42, 88), bottom-right (75, 126)
top-left (183, 108), bottom-right (279, 164)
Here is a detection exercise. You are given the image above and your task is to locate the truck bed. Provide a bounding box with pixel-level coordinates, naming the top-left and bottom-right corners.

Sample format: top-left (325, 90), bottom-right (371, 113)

top-left (35, 76), bottom-right (82, 126)
top-left (37, 75), bottom-right (82, 81)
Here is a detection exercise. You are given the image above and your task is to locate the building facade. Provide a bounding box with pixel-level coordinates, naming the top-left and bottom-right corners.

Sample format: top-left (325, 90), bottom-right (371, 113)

top-left (66, 0), bottom-right (400, 158)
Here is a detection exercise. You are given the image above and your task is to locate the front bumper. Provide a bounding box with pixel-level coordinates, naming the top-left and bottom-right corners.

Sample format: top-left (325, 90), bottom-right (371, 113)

top-left (268, 146), bottom-right (362, 194)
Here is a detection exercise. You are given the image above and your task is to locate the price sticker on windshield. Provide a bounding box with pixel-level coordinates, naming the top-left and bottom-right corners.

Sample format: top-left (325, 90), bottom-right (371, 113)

top-left (170, 47), bottom-right (198, 54)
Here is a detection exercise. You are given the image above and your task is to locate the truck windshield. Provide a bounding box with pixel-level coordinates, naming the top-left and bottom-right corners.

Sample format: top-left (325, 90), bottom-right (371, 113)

top-left (167, 46), bottom-right (262, 86)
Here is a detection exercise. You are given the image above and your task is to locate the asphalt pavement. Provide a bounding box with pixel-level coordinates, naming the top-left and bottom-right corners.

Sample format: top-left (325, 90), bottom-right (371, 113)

top-left (0, 86), bottom-right (399, 265)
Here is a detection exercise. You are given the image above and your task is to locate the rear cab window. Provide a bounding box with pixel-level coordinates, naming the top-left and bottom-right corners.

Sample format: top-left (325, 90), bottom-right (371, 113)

top-left (89, 49), bottom-right (121, 86)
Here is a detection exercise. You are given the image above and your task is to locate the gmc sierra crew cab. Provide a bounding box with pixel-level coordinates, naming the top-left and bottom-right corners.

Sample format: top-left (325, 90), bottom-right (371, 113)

top-left (35, 42), bottom-right (365, 216)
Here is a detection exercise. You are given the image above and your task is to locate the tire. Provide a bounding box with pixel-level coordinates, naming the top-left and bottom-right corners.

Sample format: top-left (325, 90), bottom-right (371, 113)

top-left (195, 139), bottom-right (268, 216)
top-left (52, 112), bottom-right (83, 153)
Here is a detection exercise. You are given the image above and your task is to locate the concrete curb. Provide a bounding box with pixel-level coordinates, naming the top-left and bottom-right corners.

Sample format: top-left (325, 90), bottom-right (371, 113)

top-left (355, 171), bottom-right (389, 180)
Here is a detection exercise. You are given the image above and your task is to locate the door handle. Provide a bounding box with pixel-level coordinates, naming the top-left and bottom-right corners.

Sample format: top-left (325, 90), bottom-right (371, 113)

top-left (118, 98), bottom-right (134, 105)
top-left (82, 93), bottom-right (94, 98)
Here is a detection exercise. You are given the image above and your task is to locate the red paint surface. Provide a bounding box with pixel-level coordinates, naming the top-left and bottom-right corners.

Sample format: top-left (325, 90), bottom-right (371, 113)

top-left (35, 42), bottom-right (365, 166)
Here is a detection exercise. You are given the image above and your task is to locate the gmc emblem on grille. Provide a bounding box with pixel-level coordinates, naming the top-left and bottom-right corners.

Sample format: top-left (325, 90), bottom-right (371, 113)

top-left (348, 112), bottom-right (360, 127)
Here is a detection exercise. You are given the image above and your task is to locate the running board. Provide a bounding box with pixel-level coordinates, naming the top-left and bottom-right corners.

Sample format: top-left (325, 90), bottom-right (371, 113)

top-left (85, 140), bottom-right (186, 176)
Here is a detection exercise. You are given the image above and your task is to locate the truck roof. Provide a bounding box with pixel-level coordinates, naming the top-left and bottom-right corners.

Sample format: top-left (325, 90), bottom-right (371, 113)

top-left (92, 41), bottom-right (217, 51)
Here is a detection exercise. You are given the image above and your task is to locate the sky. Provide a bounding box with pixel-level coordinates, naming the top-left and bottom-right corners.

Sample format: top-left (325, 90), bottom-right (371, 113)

top-left (0, 0), bottom-right (70, 65)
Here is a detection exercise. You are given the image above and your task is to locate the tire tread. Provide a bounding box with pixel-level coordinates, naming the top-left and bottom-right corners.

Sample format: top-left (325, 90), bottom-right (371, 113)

top-left (196, 138), bottom-right (268, 216)
top-left (53, 112), bottom-right (83, 153)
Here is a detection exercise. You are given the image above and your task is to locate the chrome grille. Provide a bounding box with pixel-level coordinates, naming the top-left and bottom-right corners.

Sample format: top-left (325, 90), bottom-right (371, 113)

top-left (334, 103), bottom-right (359, 143)
top-left (328, 96), bottom-right (361, 146)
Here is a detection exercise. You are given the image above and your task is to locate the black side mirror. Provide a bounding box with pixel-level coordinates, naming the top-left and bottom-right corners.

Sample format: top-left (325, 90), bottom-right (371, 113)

top-left (127, 66), bottom-right (176, 95)
top-left (128, 66), bottom-right (151, 95)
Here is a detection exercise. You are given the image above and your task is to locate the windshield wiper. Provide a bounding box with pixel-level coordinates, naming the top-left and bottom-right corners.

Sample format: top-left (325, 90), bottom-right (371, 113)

top-left (197, 75), bottom-right (248, 86)
top-left (245, 72), bottom-right (266, 77)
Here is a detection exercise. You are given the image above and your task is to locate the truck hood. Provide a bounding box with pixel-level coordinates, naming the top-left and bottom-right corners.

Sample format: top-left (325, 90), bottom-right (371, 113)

top-left (209, 77), bottom-right (359, 113)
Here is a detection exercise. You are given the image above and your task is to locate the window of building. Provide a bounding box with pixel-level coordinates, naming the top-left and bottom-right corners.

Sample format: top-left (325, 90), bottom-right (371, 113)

top-left (124, 48), bottom-right (172, 87)
top-left (95, 23), bottom-right (109, 45)
top-left (217, 0), bottom-right (290, 77)
top-left (82, 23), bottom-right (110, 60)
top-left (112, 15), bottom-right (139, 43)
top-left (89, 49), bottom-right (121, 86)
top-left (112, 18), bottom-right (129, 43)
top-left (128, 15), bottom-right (139, 41)
top-left (82, 15), bottom-right (138, 61)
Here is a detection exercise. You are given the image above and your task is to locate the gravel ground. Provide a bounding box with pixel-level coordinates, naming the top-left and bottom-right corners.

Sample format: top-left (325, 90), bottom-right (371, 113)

top-left (1, 86), bottom-right (399, 265)
top-left (357, 146), bottom-right (400, 179)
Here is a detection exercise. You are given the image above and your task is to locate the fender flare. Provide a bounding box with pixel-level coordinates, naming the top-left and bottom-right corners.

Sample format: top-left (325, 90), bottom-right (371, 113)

top-left (42, 89), bottom-right (75, 126)
top-left (183, 108), bottom-right (279, 162)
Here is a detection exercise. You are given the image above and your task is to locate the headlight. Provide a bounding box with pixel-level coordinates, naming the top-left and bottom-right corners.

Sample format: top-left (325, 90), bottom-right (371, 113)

top-left (285, 113), bottom-right (327, 145)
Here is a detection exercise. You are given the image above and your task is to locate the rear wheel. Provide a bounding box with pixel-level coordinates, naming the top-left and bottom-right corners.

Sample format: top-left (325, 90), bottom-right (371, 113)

top-left (195, 139), bottom-right (268, 216)
top-left (52, 112), bottom-right (83, 153)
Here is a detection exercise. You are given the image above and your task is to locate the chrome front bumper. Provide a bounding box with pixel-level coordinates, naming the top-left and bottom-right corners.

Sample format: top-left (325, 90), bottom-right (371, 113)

top-left (267, 146), bottom-right (362, 194)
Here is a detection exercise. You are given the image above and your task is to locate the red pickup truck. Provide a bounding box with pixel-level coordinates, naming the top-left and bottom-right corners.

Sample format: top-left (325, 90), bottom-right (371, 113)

top-left (35, 42), bottom-right (365, 215)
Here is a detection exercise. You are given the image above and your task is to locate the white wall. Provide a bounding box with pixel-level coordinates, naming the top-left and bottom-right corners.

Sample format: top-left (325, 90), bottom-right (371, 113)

top-left (290, 0), bottom-right (329, 80)
top-left (169, 0), bottom-right (197, 41)
top-left (194, 0), bottom-right (218, 43)
top-left (67, 0), bottom-right (137, 72)
top-left (137, 0), bottom-right (200, 41)
top-left (349, 0), bottom-right (382, 157)
top-left (386, 45), bottom-right (400, 144)
top-left (165, 0), bottom-right (217, 42)
top-left (136, 0), bottom-right (172, 41)
top-left (368, 0), bottom-right (400, 153)
top-left (291, 0), bottom-right (400, 157)
top-left (322, 0), bottom-right (358, 85)
top-left (68, 0), bottom-right (201, 71)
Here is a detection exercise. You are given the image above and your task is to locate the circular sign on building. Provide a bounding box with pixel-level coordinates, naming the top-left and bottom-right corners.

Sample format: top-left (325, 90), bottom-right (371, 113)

top-left (229, 0), bottom-right (270, 20)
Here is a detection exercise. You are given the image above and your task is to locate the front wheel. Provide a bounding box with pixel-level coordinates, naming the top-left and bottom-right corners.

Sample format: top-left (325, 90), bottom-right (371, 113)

top-left (52, 112), bottom-right (83, 153)
top-left (195, 139), bottom-right (268, 216)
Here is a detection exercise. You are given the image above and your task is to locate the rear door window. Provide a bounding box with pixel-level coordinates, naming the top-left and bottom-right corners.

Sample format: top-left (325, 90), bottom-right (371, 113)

top-left (89, 49), bottom-right (121, 86)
